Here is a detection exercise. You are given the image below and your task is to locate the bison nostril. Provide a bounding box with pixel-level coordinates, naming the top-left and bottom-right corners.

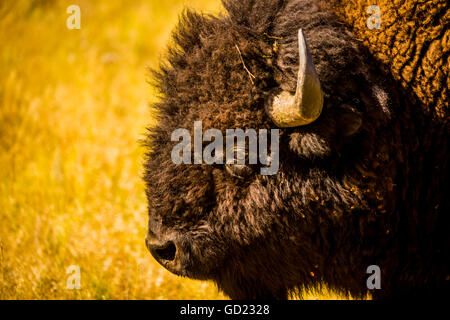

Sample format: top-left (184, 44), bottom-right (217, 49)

top-left (152, 241), bottom-right (177, 262)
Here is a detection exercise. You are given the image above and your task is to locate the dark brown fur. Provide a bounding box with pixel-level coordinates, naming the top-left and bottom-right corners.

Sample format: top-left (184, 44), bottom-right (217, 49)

top-left (144, 0), bottom-right (450, 299)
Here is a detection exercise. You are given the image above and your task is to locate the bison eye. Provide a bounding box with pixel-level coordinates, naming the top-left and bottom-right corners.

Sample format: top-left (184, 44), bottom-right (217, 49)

top-left (225, 164), bottom-right (253, 179)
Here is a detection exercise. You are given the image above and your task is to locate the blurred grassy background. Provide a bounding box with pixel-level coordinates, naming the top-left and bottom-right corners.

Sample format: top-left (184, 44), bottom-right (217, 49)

top-left (0, 0), bottom-right (349, 300)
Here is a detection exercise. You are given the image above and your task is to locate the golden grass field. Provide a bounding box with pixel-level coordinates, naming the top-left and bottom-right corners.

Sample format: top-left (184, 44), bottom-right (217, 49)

top-left (0, 0), bottom-right (349, 300)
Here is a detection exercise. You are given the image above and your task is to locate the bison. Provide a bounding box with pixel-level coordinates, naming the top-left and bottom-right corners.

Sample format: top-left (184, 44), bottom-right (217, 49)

top-left (144, 0), bottom-right (449, 299)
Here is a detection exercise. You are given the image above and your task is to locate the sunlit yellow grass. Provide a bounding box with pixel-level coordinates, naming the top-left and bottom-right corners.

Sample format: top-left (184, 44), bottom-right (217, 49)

top-left (0, 0), bottom-right (351, 300)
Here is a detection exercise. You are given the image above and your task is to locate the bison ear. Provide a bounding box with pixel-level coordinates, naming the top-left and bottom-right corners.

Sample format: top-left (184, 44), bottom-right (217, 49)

top-left (336, 106), bottom-right (362, 137)
top-left (222, 0), bottom-right (283, 32)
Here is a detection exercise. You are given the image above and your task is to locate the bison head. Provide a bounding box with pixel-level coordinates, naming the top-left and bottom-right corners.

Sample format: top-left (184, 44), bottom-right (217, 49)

top-left (144, 0), bottom-right (403, 299)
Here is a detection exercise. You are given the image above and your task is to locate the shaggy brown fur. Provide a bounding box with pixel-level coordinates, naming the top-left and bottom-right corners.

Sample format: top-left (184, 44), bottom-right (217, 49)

top-left (330, 0), bottom-right (449, 121)
top-left (144, 0), bottom-right (449, 299)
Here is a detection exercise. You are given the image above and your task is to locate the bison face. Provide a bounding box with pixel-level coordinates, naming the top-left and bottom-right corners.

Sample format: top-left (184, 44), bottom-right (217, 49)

top-left (145, 2), bottom-right (397, 299)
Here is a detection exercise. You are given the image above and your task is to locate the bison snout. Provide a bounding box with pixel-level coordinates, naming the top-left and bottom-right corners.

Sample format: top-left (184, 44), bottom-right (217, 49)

top-left (146, 231), bottom-right (185, 275)
top-left (148, 239), bottom-right (176, 262)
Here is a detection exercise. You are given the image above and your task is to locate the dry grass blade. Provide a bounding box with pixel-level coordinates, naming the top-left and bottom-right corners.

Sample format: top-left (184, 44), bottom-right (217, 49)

top-left (235, 44), bottom-right (256, 85)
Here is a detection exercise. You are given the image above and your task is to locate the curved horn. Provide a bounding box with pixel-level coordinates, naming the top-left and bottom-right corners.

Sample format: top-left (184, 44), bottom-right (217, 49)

top-left (267, 29), bottom-right (324, 127)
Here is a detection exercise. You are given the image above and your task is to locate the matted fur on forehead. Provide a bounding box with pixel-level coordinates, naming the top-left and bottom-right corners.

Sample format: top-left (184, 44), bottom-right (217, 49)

top-left (153, 0), bottom-right (383, 121)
